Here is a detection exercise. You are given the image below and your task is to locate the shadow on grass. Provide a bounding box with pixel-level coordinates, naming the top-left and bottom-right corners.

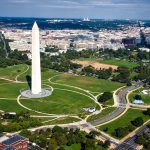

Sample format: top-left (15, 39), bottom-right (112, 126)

top-left (26, 75), bottom-right (31, 90)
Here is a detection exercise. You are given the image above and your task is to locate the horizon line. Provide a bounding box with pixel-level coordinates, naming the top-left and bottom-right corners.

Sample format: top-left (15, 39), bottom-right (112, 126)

top-left (0, 16), bottom-right (150, 21)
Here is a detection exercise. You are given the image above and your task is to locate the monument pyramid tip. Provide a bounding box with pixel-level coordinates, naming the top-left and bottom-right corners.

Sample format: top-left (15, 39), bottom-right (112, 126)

top-left (32, 21), bottom-right (39, 29)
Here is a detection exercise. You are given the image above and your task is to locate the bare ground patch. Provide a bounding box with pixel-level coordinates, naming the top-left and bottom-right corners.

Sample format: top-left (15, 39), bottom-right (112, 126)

top-left (72, 60), bottom-right (118, 70)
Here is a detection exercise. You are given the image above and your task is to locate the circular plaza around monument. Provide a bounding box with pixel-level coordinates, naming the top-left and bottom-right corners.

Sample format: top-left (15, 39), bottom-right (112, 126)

top-left (21, 88), bottom-right (53, 98)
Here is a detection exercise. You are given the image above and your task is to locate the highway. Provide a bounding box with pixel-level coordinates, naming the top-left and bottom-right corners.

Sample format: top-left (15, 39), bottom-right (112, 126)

top-left (115, 122), bottom-right (150, 150)
top-left (90, 82), bottom-right (142, 126)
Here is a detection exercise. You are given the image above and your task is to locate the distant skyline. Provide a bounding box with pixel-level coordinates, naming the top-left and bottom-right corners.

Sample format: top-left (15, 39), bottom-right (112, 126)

top-left (0, 0), bottom-right (150, 20)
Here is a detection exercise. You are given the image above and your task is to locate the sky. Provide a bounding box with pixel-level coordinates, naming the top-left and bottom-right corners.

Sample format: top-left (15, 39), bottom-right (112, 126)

top-left (0, 0), bottom-right (150, 19)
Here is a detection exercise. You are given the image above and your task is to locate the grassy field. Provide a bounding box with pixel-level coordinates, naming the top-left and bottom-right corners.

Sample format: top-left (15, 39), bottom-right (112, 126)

top-left (51, 73), bottom-right (123, 93)
top-left (44, 117), bottom-right (80, 125)
top-left (128, 88), bottom-right (150, 104)
top-left (18, 67), bottom-right (59, 82)
top-left (98, 109), bottom-right (150, 137)
top-left (87, 107), bottom-right (116, 122)
top-left (63, 144), bottom-right (81, 150)
top-left (0, 65), bottom-right (27, 80)
top-left (0, 64), bottom-right (123, 125)
top-left (0, 99), bottom-right (26, 112)
top-left (0, 83), bottom-right (28, 98)
top-left (20, 89), bottom-right (98, 115)
top-left (100, 59), bottom-right (138, 69)
top-left (0, 80), bottom-right (11, 84)
top-left (77, 57), bottom-right (99, 61)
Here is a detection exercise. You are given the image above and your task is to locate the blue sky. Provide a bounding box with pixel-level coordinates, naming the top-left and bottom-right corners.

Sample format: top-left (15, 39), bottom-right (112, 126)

top-left (0, 0), bottom-right (150, 19)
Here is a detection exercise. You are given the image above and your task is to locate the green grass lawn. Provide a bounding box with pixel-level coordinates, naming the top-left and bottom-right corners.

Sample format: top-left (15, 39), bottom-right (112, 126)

top-left (0, 65), bottom-right (27, 80)
top-left (18, 67), bottom-right (59, 82)
top-left (36, 117), bottom-right (56, 122)
top-left (63, 144), bottom-right (81, 150)
top-left (0, 79), bottom-right (11, 84)
top-left (87, 107), bottom-right (116, 122)
top-left (100, 98), bottom-right (114, 106)
top-left (98, 109), bottom-right (150, 137)
top-left (51, 73), bottom-right (123, 93)
top-left (44, 117), bottom-right (80, 125)
top-left (129, 88), bottom-right (150, 104)
top-left (100, 59), bottom-right (138, 69)
top-left (20, 88), bottom-right (98, 115)
top-left (0, 83), bottom-right (28, 98)
top-left (130, 71), bottom-right (139, 78)
top-left (77, 57), bottom-right (99, 61)
top-left (0, 99), bottom-right (26, 112)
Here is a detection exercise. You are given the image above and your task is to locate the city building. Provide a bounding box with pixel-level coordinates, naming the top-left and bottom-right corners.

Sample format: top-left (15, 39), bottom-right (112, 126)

top-left (122, 37), bottom-right (136, 46)
top-left (0, 135), bottom-right (29, 150)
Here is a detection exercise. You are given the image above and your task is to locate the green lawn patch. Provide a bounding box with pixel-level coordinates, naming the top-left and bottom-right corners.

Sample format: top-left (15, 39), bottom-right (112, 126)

top-left (20, 88), bottom-right (98, 115)
top-left (101, 59), bottom-right (138, 69)
top-left (18, 67), bottom-right (59, 81)
top-left (98, 109), bottom-right (150, 138)
top-left (77, 58), bottom-right (99, 62)
top-left (87, 107), bottom-right (116, 122)
top-left (51, 73), bottom-right (123, 93)
top-left (129, 88), bottom-right (150, 104)
top-left (44, 117), bottom-right (80, 125)
top-left (0, 79), bottom-right (11, 84)
top-left (63, 144), bottom-right (81, 150)
top-left (0, 65), bottom-right (27, 80)
top-left (0, 99), bottom-right (26, 113)
top-left (0, 83), bottom-right (28, 98)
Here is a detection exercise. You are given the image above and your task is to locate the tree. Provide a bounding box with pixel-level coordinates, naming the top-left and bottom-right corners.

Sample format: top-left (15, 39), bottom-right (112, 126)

top-left (84, 138), bottom-right (96, 150)
top-left (98, 92), bottom-right (112, 103)
top-left (88, 131), bottom-right (101, 139)
top-left (48, 138), bottom-right (58, 150)
top-left (114, 127), bottom-right (126, 138)
top-left (143, 108), bottom-right (150, 116)
top-left (144, 142), bottom-right (150, 150)
top-left (131, 117), bottom-right (144, 127)
top-left (37, 135), bottom-right (47, 148)
top-left (134, 95), bottom-right (142, 100)
top-left (127, 124), bottom-right (136, 132)
top-left (20, 129), bottom-right (31, 137)
top-left (102, 140), bottom-right (110, 148)
top-left (135, 135), bottom-right (146, 145)
top-left (0, 124), bottom-right (4, 134)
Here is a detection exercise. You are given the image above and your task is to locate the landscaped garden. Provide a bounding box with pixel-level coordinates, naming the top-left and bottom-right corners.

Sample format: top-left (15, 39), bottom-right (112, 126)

top-left (98, 109), bottom-right (150, 138)
top-left (128, 88), bottom-right (150, 104)
top-left (0, 64), bottom-right (123, 121)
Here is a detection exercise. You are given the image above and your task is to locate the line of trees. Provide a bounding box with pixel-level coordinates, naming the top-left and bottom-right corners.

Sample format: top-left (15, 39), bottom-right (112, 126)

top-left (0, 111), bottom-right (41, 133)
top-left (20, 126), bottom-right (110, 150)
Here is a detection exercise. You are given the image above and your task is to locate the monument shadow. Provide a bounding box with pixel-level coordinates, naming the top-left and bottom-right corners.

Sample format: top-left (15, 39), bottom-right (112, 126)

top-left (26, 75), bottom-right (31, 90)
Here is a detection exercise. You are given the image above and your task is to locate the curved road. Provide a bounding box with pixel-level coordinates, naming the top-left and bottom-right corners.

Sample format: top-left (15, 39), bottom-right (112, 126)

top-left (90, 82), bottom-right (142, 126)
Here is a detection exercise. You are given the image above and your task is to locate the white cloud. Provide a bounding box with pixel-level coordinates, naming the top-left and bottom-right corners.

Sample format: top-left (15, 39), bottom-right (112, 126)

top-left (10, 0), bottom-right (31, 3)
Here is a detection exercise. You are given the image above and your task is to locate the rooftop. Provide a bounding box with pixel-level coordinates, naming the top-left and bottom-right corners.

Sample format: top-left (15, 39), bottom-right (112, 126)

top-left (1, 135), bottom-right (27, 146)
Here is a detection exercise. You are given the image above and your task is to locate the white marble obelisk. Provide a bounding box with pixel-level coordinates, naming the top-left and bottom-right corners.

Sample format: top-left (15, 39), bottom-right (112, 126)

top-left (31, 22), bottom-right (41, 94)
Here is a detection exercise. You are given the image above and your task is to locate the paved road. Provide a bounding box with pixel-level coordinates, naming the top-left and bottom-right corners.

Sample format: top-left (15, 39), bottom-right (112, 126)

top-left (90, 83), bottom-right (142, 126)
top-left (115, 123), bottom-right (150, 150)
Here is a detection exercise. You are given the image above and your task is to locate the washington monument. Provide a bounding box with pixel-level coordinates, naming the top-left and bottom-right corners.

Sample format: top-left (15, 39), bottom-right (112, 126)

top-left (21, 22), bottom-right (52, 98)
top-left (32, 22), bottom-right (41, 94)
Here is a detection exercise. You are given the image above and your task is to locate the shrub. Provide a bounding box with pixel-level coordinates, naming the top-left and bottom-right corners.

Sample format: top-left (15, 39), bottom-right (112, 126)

top-left (131, 117), bottom-right (144, 127)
